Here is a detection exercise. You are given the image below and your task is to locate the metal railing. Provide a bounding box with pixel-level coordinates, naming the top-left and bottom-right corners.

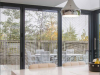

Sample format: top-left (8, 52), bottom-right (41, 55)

top-left (0, 40), bottom-right (89, 65)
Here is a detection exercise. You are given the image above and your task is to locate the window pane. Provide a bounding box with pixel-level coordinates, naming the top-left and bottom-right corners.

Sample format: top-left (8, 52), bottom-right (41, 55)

top-left (0, 8), bottom-right (20, 75)
top-left (62, 15), bottom-right (89, 64)
top-left (25, 9), bottom-right (58, 68)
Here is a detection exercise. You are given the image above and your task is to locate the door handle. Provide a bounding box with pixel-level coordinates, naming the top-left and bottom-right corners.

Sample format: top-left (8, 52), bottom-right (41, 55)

top-left (94, 38), bottom-right (96, 50)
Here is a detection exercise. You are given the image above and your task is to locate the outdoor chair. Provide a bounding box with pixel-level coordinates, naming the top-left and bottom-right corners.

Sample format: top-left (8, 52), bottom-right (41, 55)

top-left (53, 49), bottom-right (57, 54)
top-left (40, 51), bottom-right (50, 63)
top-left (26, 51), bottom-right (38, 66)
top-left (62, 51), bottom-right (66, 64)
top-left (35, 49), bottom-right (44, 63)
top-left (36, 49), bottom-right (44, 54)
top-left (52, 49), bottom-right (57, 64)
top-left (83, 50), bottom-right (89, 64)
top-left (66, 49), bottom-right (74, 62)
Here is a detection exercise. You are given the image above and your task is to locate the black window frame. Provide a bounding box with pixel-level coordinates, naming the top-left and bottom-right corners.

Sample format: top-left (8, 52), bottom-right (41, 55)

top-left (92, 9), bottom-right (100, 59)
top-left (0, 2), bottom-right (93, 69)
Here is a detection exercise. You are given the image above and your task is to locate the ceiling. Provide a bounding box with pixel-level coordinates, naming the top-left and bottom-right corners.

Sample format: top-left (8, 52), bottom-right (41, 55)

top-left (1, 0), bottom-right (100, 10)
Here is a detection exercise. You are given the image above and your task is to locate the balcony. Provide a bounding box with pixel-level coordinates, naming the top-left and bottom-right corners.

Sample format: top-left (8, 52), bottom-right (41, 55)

top-left (0, 40), bottom-right (88, 65)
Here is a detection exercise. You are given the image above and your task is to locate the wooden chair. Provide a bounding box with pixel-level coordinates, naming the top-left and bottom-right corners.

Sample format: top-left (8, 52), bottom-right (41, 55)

top-left (38, 63), bottom-right (49, 68)
top-left (78, 61), bottom-right (86, 65)
top-left (29, 63), bottom-right (56, 69)
top-left (48, 63), bottom-right (56, 67)
top-left (29, 64), bottom-right (38, 69)
top-left (71, 62), bottom-right (79, 66)
top-left (63, 62), bottom-right (71, 66)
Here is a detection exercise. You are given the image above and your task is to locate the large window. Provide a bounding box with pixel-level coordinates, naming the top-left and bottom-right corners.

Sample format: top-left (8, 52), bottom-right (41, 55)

top-left (0, 8), bottom-right (20, 75)
top-left (25, 9), bottom-right (58, 68)
top-left (0, 2), bottom-right (92, 72)
top-left (62, 15), bottom-right (89, 64)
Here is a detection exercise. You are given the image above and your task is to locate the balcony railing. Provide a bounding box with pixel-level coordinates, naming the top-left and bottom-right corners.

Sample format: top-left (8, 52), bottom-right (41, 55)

top-left (0, 40), bottom-right (89, 65)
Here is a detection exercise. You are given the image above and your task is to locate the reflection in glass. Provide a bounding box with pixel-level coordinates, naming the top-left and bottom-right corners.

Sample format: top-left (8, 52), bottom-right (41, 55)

top-left (0, 8), bottom-right (20, 75)
top-left (25, 10), bottom-right (58, 68)
top-left (62, 15), bottom-right (89, 64)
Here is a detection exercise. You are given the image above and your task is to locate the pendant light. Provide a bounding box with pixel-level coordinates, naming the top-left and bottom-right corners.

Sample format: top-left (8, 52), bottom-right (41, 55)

top-left (61, 0), bottom-right (81, 17)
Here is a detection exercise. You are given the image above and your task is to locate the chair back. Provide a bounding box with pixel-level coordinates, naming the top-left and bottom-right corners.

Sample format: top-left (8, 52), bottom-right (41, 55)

top-left (29, 63), bottom-right (56, 69)
top-left (29, 64), bottom-right (38, 69)
top-left (63, 62), bottom-right (71, 66)
top-left (48, 63), bottom-right (56, 67)
top-left (54, 49), bottom-right (57, 54)
top-left (62, 51), bottom-right (66, 63)
top-left (36, 49), bottom-right (44, 54)
top-left (66, 49), bottom-right (74, 54)
top-left (78, 61), bottom-right (86, 65)
top-left (26, 51), bottom-right (33, 62)
top-left (71, 62), bottom-right (79, 66)
top-left (38, 63), bottom-right (48, 68)
top-left (85, 50), bottom-right (88, 56)
top-left (41, 51), bottom-right (50, 62)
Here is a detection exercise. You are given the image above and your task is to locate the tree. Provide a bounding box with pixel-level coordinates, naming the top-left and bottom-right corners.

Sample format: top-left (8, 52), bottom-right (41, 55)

top-left (41, 13), bottom-right (57, 41)
top-left (0, 9), bottom-right (57, 41)
top-left (80, 29), bottom-right (88, 41)
top-left (24, 11), bottom-right (57, 41)
top-left (62, 23), bottom-right (77, 41)
top-left (0, 9), bottom-right (20, 40)
top-left (24, 11), bottom-right (57, 48)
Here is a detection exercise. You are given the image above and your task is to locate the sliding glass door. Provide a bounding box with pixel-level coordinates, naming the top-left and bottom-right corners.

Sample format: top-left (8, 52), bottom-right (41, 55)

top-left (62, 15), bottom-right (89, 64)
top-left (0, 2), bottom-right (92, 71)
top-left (25, 9), bottom-right (58, 68)
top-left (0, 7), bottom-right (20, 75)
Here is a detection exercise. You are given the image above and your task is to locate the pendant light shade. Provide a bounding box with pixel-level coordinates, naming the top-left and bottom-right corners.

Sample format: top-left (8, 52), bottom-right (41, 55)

top-left (61, 0), bottom-right (81, 17)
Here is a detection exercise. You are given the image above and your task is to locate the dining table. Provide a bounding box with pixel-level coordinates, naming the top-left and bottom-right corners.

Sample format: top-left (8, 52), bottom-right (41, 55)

top-left (11, 65), bottom-right (100, 75)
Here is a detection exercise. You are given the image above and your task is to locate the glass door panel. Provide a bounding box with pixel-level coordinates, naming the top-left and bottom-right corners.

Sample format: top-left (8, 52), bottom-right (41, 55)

top-left (0, 7), bottom-right (20, 75)
top-left (25, 9), bottom-right (58, 68)
top-left (62, 15), bottom-right (89, 64)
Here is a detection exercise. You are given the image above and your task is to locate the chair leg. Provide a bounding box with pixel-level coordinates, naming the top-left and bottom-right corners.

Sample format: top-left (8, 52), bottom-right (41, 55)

top-left (76, 56), bottom-right (78, 61)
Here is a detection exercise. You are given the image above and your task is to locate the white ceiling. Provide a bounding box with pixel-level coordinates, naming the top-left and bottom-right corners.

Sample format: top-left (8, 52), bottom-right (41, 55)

top-left (1, 0), bottom-right (67, 7)
top-left (1, 0), bottom-right (100, 10)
